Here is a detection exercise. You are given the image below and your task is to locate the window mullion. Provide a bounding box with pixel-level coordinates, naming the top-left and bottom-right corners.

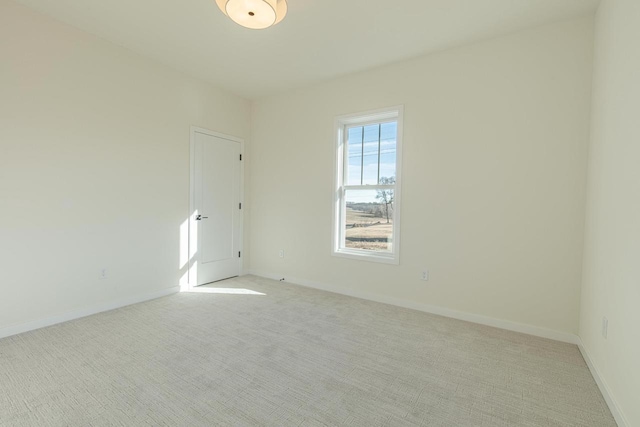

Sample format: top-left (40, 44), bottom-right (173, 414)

top-left (360, 126), bottom-right (364, 185)
top-left (377, 123), bottom-right (381, 184)
top-left (343, 185), bottom-right (394, 191)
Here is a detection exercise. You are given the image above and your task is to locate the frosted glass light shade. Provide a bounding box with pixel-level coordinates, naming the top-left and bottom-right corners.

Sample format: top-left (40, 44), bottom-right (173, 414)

top-left (215, 0), bottom-right (288, 29)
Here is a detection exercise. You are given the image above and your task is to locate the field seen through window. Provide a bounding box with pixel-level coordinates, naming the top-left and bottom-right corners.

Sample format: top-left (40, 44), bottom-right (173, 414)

top-left (345, 203), bottom-right (393, 252)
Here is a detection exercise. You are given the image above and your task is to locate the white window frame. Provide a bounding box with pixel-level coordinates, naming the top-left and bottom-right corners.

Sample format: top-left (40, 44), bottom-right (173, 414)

top-left (332, 106), bottom-right (403, 264)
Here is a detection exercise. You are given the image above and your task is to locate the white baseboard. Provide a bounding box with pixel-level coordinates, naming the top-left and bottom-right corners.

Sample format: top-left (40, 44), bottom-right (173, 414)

top-left (578, 340), bottom-right (628, 427)
top-left (249, 270), bottom-right (580, 344)
top-left (0, 286), bottom-right (179, 340)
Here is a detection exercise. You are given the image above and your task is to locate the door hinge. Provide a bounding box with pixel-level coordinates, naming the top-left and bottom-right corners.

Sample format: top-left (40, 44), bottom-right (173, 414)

top-left (239, 154), bottom-right (242, 161)
top-left (239, 202), bottom-right (242, 209)
top-left (238, 251), bottom-right (241, 258)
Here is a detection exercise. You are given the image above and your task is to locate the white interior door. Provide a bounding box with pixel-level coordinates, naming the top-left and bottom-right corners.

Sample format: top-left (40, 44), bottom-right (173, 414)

top-left (191, 128), bottom-right (242, 285)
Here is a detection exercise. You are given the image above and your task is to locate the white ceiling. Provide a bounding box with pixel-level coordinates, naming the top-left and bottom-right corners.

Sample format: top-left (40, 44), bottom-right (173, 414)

top-left (14, 0), bottom-right (599, 99)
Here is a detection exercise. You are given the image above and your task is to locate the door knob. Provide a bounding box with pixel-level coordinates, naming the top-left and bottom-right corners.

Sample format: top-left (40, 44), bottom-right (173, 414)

top-left (196, 215), bottom-right (208, 221)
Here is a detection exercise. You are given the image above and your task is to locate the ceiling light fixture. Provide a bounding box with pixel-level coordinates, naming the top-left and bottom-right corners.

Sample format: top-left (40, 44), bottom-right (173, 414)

top-left (215, 0), bottom-right (288, 30)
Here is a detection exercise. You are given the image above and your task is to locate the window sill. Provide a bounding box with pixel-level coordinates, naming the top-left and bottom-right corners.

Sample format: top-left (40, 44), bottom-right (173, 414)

top-left (332, 248), bottom-right (399, 265)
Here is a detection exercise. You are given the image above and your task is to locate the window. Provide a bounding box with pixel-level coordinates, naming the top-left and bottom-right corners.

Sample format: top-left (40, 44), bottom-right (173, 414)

top-left (332, 106), bottom-right (403, 264)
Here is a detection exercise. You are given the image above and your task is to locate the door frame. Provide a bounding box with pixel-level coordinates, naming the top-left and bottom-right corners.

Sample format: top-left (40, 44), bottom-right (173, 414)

top-left (188, 126), bottom-right (244, 288)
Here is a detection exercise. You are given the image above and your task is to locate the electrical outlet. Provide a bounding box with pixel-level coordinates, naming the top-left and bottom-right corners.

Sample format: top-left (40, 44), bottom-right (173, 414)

top-left (279, 250), bottom-right (284, 258)
top-left (99, 268), bottom-right (108, 280)
top-left (421, 269), bottom-right (429, 281)
top-left (602, 317), bottom-right (608, 339)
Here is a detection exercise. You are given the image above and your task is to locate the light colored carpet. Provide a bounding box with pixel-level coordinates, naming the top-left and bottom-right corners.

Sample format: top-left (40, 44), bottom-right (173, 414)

top-left (0, 275), bottom-right (616, 426)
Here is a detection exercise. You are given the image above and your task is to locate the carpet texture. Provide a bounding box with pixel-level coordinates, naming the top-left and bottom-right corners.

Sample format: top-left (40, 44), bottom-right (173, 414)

top-left (0, 275), bottom-right (616, 426)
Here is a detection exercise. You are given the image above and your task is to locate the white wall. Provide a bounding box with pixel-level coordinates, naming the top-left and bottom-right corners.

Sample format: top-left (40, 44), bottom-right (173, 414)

top-left (580, 0), bottom-right (640, 425)
top-left (250, 16), bottom-right (594, 336)
top-left (0, 1), bottom-right (251, 331)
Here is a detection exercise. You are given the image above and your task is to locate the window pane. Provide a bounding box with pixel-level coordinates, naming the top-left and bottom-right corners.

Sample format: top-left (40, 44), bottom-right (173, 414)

top-left (362, 124), bottom-right (380, 185)
top-left (344, 189), bottom-right (393, 252)
top-left (379, 121), bottom-right (397, 184)
top-left (346, 127), bottom-right (363, 185)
